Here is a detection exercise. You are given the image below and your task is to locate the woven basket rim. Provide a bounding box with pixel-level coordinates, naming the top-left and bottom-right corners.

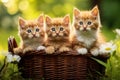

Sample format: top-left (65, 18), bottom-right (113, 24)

top-left (18, 50), bottom-right (109, 60)
top-left (20, 50), bottom-right (89, 56)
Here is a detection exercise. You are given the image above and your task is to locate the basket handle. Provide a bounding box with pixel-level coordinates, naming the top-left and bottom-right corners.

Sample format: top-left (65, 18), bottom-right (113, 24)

top-left (8, 36), bottom-right (18, 54)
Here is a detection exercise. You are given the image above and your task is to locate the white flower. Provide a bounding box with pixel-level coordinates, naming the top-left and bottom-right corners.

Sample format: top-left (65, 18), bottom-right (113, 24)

top-left (99, 41), bottom-right (116, 54)
top-left (115, 29), bottom-right (120, 39)
top-left (115, 29), bottom-right (120, 36)
top-left (6, 52), bottom-right (21, 63)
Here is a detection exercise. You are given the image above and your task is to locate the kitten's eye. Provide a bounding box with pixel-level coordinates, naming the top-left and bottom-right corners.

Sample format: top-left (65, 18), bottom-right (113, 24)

top-left (79, 21), bottom-right (83, 25)
top-left (36, 28), bottom-right (39, 32)
top-left (87, 21), bottom-right (92, 25)
top-left (60, 27), bottom-right (64, 31)
top-left (51, 28), bottom-right (55, 31)
top-left (27, 29), bottom-right (31, 33)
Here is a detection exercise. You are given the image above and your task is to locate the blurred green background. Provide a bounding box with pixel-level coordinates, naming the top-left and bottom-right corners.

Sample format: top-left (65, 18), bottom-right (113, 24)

top-left (0, 0), bottom-right (120, 50)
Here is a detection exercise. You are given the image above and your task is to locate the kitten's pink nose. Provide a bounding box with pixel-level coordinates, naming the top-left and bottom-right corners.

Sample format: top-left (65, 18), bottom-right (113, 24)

top-left (83, 25), bottom-right (87, 31)
top-left (33, 34), bottom-right (35, 36)
top-left (56, 32), bottom-right (59, 35)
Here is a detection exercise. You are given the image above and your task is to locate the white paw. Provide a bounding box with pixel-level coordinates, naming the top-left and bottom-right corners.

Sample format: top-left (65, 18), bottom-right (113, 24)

top-left (37, 46), bottom-right (45, 50)
top-left (91, 48), bottom-right (99, 56)
top-left (77, 48), bottom-right (88, 55)
top-left (99, 51), bottom-right (109, 55)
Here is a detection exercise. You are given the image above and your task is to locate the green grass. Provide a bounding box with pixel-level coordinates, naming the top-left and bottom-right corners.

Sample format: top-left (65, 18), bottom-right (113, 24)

top-left (103, 43), bottom-right (120, 80)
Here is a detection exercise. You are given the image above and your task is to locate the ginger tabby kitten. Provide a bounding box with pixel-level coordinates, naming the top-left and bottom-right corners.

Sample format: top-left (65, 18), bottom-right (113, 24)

top-left (14, 15), bottom-right (45, 54)
top-left (45, 15), bottom-right (71, 54)
top-left (72, 6), bottom-right (104, 56)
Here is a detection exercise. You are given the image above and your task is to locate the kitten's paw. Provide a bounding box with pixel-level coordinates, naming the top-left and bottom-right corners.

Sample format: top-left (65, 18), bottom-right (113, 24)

top-left (13, 48), bottom-right (22, 54)
top-left (99, 51), bottom-right (110, 57)
top-left (45, 46), bottom-right (55, 54)
top-left (77, 48), bottom-right (88, 55)
top-left (90, 48), bottom-right (99, 56)
top-left (59, 47), bottom-right (70, 52)
top-left (37, 46), bottom-right (45, 51)
top-left (23, 47), bottom-right (34, 53)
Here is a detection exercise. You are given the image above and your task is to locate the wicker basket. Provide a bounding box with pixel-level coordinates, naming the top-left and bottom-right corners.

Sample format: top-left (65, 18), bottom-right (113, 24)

top-left (8, 37), bottom-right (108, 80)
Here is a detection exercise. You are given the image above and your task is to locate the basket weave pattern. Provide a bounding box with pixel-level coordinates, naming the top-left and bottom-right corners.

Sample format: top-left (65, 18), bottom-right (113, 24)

top-left (8, 37), bottom-right (107, 80)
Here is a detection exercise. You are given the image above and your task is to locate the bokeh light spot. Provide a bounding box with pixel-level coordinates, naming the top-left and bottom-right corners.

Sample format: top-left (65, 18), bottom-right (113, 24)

top-left (19, 0), bottom-right (29, 11)
top-left (1, 0), bottom-right (9, 3)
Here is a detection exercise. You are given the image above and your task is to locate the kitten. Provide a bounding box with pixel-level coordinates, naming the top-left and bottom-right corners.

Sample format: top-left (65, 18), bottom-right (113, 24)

top-left (45, 15), bottom-right (71, 54)
top-left (72, 6), bottom-right (105, 56)
top-left (14, 15), bottom-right (45, 54)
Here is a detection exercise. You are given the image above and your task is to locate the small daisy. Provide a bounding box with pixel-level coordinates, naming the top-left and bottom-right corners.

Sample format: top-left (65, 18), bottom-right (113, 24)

top-left (99, 41), bottom-right (116, 54)
top-left (6, 52), bottom-right (21, 63)
top-left (115, 29), bottom-right (120, 38)
top-left (115, 29), bottom-right (120, 36)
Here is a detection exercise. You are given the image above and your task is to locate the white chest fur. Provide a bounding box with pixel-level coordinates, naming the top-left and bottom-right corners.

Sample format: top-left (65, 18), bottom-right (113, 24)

top-left (76, 30), bottom-right (97, 48)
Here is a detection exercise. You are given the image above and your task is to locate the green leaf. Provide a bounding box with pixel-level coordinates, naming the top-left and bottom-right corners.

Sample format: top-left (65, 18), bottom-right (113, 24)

top-left (111, 51), bottom-right (116, 56)
top-left (91, 57), bottom-right (107, 67)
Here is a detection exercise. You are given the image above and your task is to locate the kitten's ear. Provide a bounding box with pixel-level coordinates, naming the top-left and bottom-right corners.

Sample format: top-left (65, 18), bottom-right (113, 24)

top-left (91, 5), bottom-right (99, 17)
top-left (19, 17), bottom-right (26, 29)
top-left (37, 14), bottom-right (44, 26)
top-left (63, 14), bottom-right (70, 26)
top-left (45, 15), bottom-right (52, 25)
top-left (73, 7), bottom-right (80, 18)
